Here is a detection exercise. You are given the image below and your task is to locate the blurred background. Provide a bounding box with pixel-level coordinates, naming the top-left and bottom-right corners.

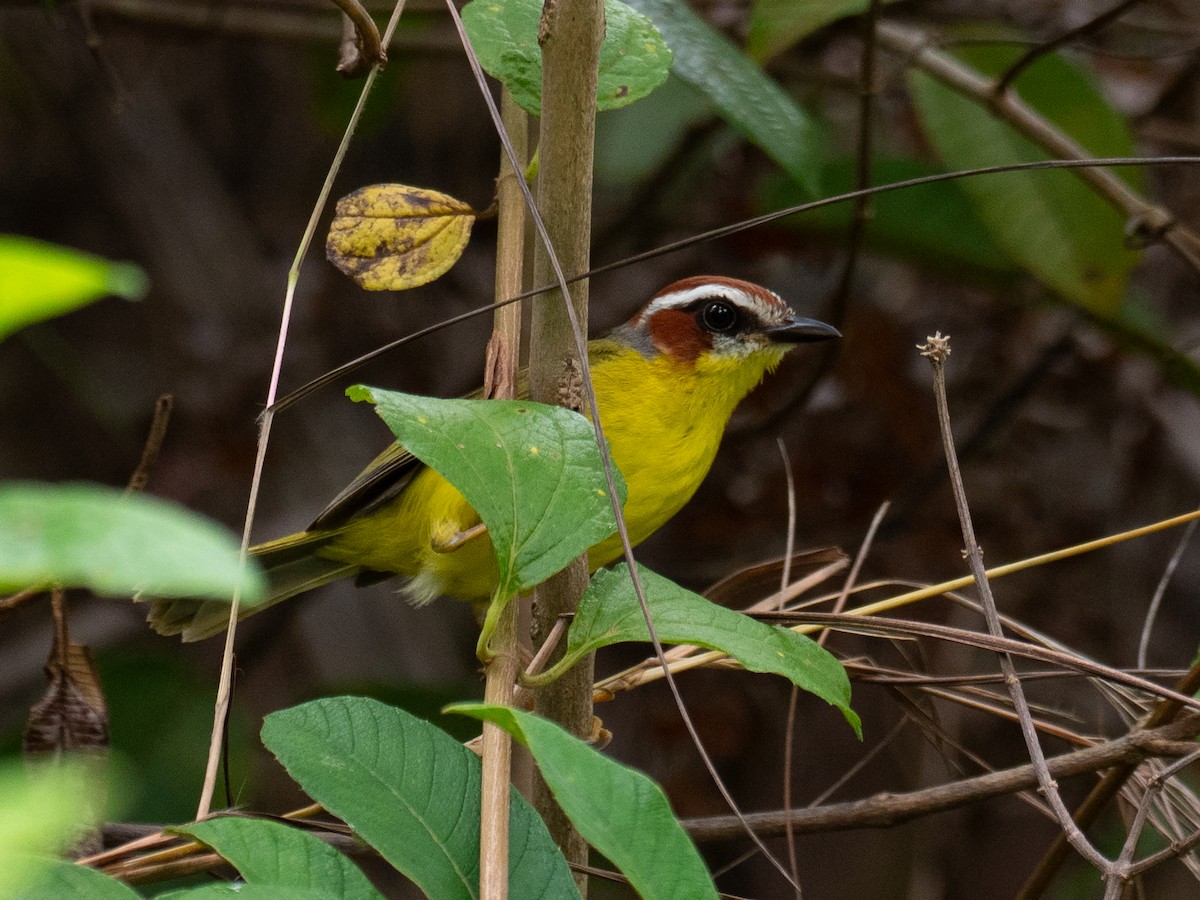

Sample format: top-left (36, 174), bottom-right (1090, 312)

top-left (3, 1), bottom-right (1200, 896)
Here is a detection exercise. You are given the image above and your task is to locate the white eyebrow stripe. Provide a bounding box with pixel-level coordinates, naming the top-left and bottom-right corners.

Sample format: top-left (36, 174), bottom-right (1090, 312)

top-left (644, 284), bottom-right (755, 315)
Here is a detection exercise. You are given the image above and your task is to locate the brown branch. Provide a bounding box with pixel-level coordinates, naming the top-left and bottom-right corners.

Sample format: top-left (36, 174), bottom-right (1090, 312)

top-left (328, 0), bottom-right (386, 76)
top-left (126, 393), bottom-right (172, 494)
top-left (996, 0), bottom-right (1146, 93)
top-left (1018, 653), bottom-right (1200, 897)
top-left (681, 715), bottom-right (1200, 841)
top-left (876, 20), bottom-right (1200, 272)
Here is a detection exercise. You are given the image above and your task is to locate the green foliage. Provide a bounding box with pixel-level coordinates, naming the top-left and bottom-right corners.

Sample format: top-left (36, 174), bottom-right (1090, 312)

top-left (261, 697), bottom-right (579, 900)
top-left (0, 482), bottom-right (265, 602)
top-left (626, 0), bottom-right (826, 197)
top-left (174, 818), bottom-right (382, 900)
top-left (746, 0), bottom-right (895, 62)
top-left (908, 41), bottom-right (1140, 315)
top-left (461, 0), bottom-right (671, 116)
top-left (452, 703), bottom-right (718, 900)
top-left (347, 387), bottom-right (626, 603)
top-left (553, 564), bottom-right (860, 735)
top-left (0, 236), bottom-right (148, 341)
top-left (11, 857), bottom-right (141, 900)
top-left (99, 650), bottom-right (257, 823)
top-left (594, 74), bottom-right (714, 185)
top-left (158, 886), bottom-right (336, 899)
top-left (0, 761), bottom-right (94, 897)
top-left (761, 156), bottom-right (1021, 277)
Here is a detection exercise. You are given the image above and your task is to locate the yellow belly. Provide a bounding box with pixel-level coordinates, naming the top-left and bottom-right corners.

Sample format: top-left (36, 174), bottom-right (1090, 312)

top-left (321, 343), bottom-right (782, 603)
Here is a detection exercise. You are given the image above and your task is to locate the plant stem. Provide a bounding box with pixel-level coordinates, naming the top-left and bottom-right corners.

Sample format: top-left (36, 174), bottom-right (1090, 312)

top-left (527, 0), bottom-right (604, 888)
top-left (478, 87), bottom-right (528, 900)
top-left (921, 333), bottom-right (1112, 878)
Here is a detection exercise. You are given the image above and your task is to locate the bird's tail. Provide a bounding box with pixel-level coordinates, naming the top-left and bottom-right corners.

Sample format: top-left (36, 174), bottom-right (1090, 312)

top-left (144, 531), bottom-right (361, 642)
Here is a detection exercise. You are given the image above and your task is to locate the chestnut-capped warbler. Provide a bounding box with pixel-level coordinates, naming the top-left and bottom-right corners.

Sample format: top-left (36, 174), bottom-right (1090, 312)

top-left (148, 276), bottom-right (839, 640)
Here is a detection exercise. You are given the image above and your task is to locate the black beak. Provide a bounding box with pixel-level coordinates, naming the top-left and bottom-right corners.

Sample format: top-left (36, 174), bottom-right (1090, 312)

top-left (761, 316), bottom-right (841, 344)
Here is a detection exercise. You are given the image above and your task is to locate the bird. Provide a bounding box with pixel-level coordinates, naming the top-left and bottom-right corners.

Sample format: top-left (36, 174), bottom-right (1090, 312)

top-left (148, 276), bottom-right (839, 641)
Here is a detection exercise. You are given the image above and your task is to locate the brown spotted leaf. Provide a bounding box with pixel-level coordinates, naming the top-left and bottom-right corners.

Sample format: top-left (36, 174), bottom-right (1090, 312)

top-left (326, 185), bottom-right (476, 291)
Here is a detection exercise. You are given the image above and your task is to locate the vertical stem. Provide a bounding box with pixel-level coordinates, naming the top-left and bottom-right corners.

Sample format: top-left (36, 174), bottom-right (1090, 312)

top-left (478, 89), bottom-right (528, 900)
top-left (196, 0), bottom-right (411, 820)
top-left (527, 0), bottom-right (604, 890)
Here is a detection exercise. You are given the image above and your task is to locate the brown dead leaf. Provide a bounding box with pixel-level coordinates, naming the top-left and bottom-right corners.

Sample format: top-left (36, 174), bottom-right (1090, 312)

top-left (24, 640), bottom-right (109, 757)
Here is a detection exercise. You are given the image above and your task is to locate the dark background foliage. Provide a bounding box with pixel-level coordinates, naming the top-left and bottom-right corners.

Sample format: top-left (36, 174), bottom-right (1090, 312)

top-left (3, 1), bottom-right (1200, 896)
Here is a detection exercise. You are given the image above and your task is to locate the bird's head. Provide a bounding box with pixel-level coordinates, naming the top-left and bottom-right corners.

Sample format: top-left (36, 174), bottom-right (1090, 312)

top-left (610, 276), bottom-right (840, 373)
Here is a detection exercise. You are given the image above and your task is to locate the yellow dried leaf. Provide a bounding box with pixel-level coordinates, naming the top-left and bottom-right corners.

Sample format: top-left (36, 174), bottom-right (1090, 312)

top-left (325, 185), bottom-right (476, 291)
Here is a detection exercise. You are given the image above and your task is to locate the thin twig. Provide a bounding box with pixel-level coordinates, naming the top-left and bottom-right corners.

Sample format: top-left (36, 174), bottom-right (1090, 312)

top-left (773, 613), bottom-right (1200, 714)
top-left (266, 155), bottom-right (1200, 416)
top-left (777, 439), bottom-right (798, 600)
top-left (996, 0), bottom-right (1147, 93)
top-left (1107, 745), bottom-right (1200, 898)
top-left (195, 0), bottom-right (410, 821)
top-left (920, 332), bottom-right (1112, 875)
top-left (125, 394), bottom-right (173, 494)
top-left (1137, 518), bottom-right (1196, 669)
top-left (327, 0), bottom-right (385, 75)
top-left (777, 438), bottom-right (801, 896)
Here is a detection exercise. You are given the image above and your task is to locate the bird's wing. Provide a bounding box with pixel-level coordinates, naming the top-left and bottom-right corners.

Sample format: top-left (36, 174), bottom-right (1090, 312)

top-left (308, 441), bottom-right (425, 530)
top-left (308, 343), bottom-right (623, 532)
top-left (307, 373), bottom-right (523, 531)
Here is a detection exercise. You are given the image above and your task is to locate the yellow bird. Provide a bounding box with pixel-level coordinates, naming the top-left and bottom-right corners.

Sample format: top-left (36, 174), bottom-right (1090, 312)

top-left (149, 276), bottom-right (839, 641)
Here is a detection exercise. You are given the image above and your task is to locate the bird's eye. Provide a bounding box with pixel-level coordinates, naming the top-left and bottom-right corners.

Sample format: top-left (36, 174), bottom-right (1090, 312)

top-left (700, 300), bottom-right (739, 333)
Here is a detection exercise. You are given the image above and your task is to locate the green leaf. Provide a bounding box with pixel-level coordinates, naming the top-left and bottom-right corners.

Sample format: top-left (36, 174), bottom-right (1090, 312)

top-left (461, 0), bottom-right (671, 116)
top-left (747, 0), bottom-right (885, 62)
top-left (452, 704), bottom-right (717, 900)
top-left (159, 886), bottom-right (335, 900)
top-left (0, 761), bottom-right (93, 898)
top-left (99, 649), bottom-right (258, 823)
top-left (261, 697), bottom-right (578, 900)
top-left (0, 482), bottom-right (265, 602)
top-left (11, 858), bottom-right (141, 900)
top-left (625, 0), bottom-right (825, 197)
top-left (908, 41), bottom-right (1140, 315)
top-left (595, 74), bottom-right (714, 185)
top-left (760, 156), bottom-right (1020, 277)
top-left (347, 388), bottom-right (626, 601)
top-left (1084, 297), bottom-right (1200, 398)
top-left (0, 236), bottom-right (148, 341)
top-left (175, 818), bottom-right (382, 900)
top-left (563, 564), bottom-right (860, 734)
